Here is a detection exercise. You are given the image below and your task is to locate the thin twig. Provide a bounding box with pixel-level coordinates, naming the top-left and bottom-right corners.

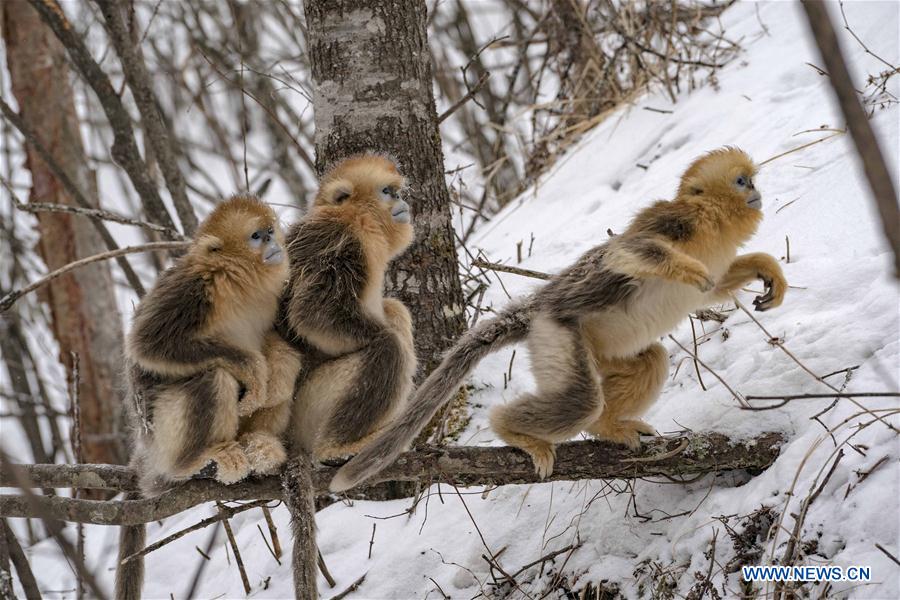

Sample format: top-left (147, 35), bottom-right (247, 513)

top-left (217, 502), bottom-right (251, 595)
top-left (329, 572), bottom-right (366, 600)
top-left (0, 241), bottom-right (190, 312)
top-left (439, 72), bottom-right (491, 124)
top-left (120, 500), bottom-right (270, 565)
top-left (668, 334), bottom-right (748, 407)
top-left (3, 177), bottom-right (184, 238)
top-left (261, 505), bottom-right (281, 559)
top-left (318, 549), bottom-right (336, 588)
top-left (471, 259), bottom-right (551, 280)
top-left (732, 297), bottom-right (898, 432)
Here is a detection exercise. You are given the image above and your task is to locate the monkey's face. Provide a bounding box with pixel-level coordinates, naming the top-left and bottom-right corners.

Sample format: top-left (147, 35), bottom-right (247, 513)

top-left (248, 222), bottom-right (285, 266)
top-left (316, 154), bottom-right (415, 254)
top-left (195, 195), bottom-right (288, 283)
top-left (732, 172), bottom-right (761, 210)
top-left (679, 147), bottom-right (762, 215)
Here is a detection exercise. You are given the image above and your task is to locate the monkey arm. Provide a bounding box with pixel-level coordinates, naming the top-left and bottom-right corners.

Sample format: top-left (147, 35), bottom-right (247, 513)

top-left (709, 252), bottom-right (787, 311)
top-left (260, 331), bottom-right (303, 411)
top-left (605, 236), bottom-right (714, 291)
top-left (129, 266), bottom-right (257, 376)
top-left (283, 224), bottom-right (383, 355)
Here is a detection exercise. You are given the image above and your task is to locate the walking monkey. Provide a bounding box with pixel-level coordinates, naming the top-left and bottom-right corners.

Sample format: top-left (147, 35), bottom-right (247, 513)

top-left (277, 153), bottom-right (417, 460)
top-left (332, 147), bottom-right (787, 491)
top-left (116, 195), bottom-right (297, 599)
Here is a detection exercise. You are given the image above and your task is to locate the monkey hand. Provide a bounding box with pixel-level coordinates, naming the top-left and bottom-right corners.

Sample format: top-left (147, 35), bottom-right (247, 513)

top-left (752, 270), bottom-right (787, 311)
top-left (237, 360), bottom-right (270, 417)
top-left (680, 265), bottom-right (715, 293)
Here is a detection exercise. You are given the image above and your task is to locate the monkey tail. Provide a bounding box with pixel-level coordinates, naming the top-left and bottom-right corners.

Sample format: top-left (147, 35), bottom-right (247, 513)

top-left (115, 492), bottom-right (146, 600)
top-left (329, 300), bottom-right (534, 492)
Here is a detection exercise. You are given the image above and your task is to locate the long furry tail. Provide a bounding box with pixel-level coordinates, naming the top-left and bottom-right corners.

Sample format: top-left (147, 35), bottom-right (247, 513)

top-left (330, 301), bottom-right (534, 492)
top-left (115, 492), bottom-right (146, 600)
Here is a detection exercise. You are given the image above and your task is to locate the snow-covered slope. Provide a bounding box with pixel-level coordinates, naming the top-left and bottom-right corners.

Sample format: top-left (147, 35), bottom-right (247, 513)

top-left (17, 1), bottom-right (899, 598)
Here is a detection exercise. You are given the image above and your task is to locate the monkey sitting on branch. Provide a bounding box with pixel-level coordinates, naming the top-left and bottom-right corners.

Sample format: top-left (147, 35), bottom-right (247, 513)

top-left (277, 153), bottom-right (418, 461)
top-left (332, 147), bottom-right (788, 491)
top-left (118, 195), bottom-right (298, 600)
top-left (124, 195), bottom-right (298, 494)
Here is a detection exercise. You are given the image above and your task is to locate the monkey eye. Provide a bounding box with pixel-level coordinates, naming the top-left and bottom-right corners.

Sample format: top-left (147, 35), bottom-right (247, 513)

top-left (249, 229), bottom-right (265, 247)
top-left (380, 186), bottom-right (396, 201)
top-left (267, 226), bottom-right (274, 236)
top-left (735, 176), bottom-right (748, 187)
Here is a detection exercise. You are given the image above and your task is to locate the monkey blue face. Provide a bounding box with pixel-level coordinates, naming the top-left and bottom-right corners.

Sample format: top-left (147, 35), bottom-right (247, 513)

top-left (249, 224), bottom-right (284, 265)
top-left (734, 174), bottom-right (762, 210)
top-left (379, 185), bottom-right (411, 224)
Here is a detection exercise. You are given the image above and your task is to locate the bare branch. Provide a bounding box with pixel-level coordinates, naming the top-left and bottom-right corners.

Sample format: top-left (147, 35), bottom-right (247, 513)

top-left (94, 0), bottom-right (198, 235)
top-left (26, 0), bottom-right (180, 236)
top-left (0, 98), bottom-right (149, 295)
top-left (1, 432), bottom-right (786, 526)
top-left (2, 176), bottom-right (184, 238)
top-left (470, 259), bottom-right (551, 280)
top-left (0, 241), bottom-right (190, 313)
top-left (801, 1), bottom-right (900, 277)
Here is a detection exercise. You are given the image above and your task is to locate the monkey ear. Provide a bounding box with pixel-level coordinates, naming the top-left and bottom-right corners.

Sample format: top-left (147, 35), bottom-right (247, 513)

top-left (196, 234), bottom-right (224, 253)
top-left (322, 179), bottom-right (353, 205)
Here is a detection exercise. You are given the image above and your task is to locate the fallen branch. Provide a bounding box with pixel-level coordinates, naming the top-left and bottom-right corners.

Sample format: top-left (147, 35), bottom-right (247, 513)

top-left (1, 432), bottom-right (785, 526)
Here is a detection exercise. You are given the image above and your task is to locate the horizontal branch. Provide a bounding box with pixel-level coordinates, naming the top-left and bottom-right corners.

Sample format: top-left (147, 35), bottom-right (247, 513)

top-left (0, 241), bottom-right (190, 312)
top-left (0, 432), bottom-right (785, 526)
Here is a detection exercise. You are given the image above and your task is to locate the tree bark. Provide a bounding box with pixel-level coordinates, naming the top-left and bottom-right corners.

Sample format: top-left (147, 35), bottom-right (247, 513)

top-left (0, 432), bottom-right (786, 525)
top-left (2, 1), bottom-right (126, 465)
top-left (303, 0), bottom-right (467, 374)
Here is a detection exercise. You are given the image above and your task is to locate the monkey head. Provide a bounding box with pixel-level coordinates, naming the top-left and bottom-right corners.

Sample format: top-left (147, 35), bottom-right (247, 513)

top-left (677, 147), bottom-right (762, 214)
top-left (315, 153), bottom-right (415, 255)
top-left (193, 195), bottom-right (288, 286)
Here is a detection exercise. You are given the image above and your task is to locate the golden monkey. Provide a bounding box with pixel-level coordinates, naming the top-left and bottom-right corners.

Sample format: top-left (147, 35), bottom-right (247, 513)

top-left (116, 195), bottom-right (298, 600)
top-left (332, 147), bottom-right (787, 491)
top-left (276, 153), bottom-right (417, 460)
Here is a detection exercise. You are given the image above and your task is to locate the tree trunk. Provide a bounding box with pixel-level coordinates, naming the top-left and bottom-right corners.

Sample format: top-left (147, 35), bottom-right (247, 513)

top-left (3, 2), bottom-right (127, 465)
top-left (303, 0), bottom-right (467, 375)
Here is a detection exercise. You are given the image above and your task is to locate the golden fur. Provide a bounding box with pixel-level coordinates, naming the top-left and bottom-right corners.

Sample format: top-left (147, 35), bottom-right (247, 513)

top-left (330, 147), bottom-right (788, 490)
top-left (278, 154), bottom-right (417, 461)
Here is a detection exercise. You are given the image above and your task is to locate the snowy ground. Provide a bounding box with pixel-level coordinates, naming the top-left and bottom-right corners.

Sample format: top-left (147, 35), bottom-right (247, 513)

top-left (11, 1), bottom-right (900, 598)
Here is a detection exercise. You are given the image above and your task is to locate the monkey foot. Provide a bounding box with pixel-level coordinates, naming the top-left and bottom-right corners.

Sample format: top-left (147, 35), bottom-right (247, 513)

top-left (523, 440), bottom-right (557, 479)
top-left (239, 432), bottom-right (287, 475)
top-left (589, 419), bottom-right (657, 449)
top-left (205, 441), bottom-right (251, 484)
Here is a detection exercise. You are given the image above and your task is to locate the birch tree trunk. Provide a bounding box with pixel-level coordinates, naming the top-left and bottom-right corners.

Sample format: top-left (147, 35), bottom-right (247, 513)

top-left (3, 1), bottom-right (126, 465)
top-left (303, 0), bottom-right (467, 375)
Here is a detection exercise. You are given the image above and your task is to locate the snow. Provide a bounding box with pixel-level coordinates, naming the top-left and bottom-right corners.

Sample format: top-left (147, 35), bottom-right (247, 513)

top-left (9, 1), bottom-right (900, 598)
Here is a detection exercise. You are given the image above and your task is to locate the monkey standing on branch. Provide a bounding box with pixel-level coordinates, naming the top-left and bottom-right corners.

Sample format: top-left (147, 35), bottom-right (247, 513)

top-left (332, 147), bottom-right (787, 491)
top-left (116, 196), bottom-right (298, 600)
top-left (277, 154), bottom-right (417, 459)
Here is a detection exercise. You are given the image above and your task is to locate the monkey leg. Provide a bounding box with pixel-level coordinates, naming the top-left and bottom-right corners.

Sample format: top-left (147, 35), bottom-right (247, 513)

top-left (586, 343), bottom-right (668, 448)
top-left (606, 237), bottom-right (714, 291)
top-left (709, 252), bottom-right (787, 311)
top-left (233, 333), bottom-right (301, 474)
top-left (381, 297), bottom-right (417, 399)
top-left (150, 369), bottom-right (250, 485)
top-left (489, 315), bottom-right (604, 478)
top-left (291, 352), bottom-right (365, 458)
top-left (238, 399), bottom-right (291, 475)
